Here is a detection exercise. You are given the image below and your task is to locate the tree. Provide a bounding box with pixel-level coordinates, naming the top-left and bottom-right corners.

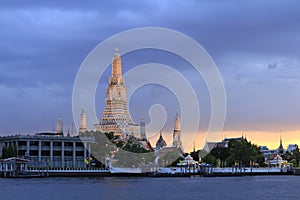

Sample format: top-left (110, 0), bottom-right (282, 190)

top-left (202, 139), bottom-right (265, 167)
top-left (226, 140), bottom-right (264, 167)
top-left (85, 132), bottom-right (155, 168)
top-left (285, 145), bottom-right (300, 167)
top-left (158, 148), bottom-right (183, 167)
top-left (114, 136), bottom-right (155, 167)
top-left (1, 145), bottom-right (17, 158)
top-left (210, 147), bottom-right (230, 167)
top-left (202, 153), bottom-right (218, 167)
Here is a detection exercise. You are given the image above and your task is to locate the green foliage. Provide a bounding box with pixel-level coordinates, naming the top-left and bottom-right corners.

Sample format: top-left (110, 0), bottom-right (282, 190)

top-left (114, 136), bottom-right (155, 167)
top-left (226, 140), bottom-right (264, 167)
top-left (1, 145), bottom-right (17, 158)
top-left (85, 131), bottom-right (155, 168)
top-left (202, 139), bottom-right (265, 167)
top-left (202, 153), bottom-right (218, 167)
top-left (190, 150), bottom-right (200, 161)
top-left (210, 147), bottom-right (230, 166)
top-left (158, 148), bottom-right (183, 167)
top-left (284, 145), bottom-right (300, 167)
top-left (198, 150), bottom-right (209, 160)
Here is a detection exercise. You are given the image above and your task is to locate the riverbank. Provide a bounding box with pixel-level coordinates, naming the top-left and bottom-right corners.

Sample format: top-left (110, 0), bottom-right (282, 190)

top-left (2, 166), bottom-right (300, 178)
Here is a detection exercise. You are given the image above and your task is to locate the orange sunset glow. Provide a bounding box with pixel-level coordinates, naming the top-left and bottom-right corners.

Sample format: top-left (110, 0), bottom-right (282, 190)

top-left (149, 130), bottom-right (300, 153)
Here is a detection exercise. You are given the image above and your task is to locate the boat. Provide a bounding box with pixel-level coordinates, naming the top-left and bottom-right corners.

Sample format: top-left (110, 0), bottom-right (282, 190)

top-left (109, 167), bottom-right (142, 174)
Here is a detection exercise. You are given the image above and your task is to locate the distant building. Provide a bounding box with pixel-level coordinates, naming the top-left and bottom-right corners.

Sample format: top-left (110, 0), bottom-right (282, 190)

top-left (260, 137), bottom-right (288, 163)
top-left (260, 146), bottom-right (269, 151)
top-left (0, 116), bottom-right (94, 168)
top-left (287, 144), bottom-right (298, 153)
top-left (259, 147), bottom-right (277, 161)
top-left (0, 134), bottom-right (94, 168)
top-left (203, 136), bottom-right (245, 152)
top-left (266, 154), bottom-right (287, 167)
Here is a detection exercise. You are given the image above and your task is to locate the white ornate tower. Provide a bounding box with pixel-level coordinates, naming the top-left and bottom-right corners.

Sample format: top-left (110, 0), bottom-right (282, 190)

top-left (79, 108), bottom-right (87, 133)
top-left (56, 114), bottom-right (63, 135)
top-left (94, 47), bottom-right (139, 138)
top-left (172, 112), bottom-right (183, 150)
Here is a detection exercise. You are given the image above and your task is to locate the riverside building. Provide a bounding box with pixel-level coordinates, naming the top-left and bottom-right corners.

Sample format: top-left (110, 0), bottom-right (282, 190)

top-left (0, 117), bottom-right (94, 168)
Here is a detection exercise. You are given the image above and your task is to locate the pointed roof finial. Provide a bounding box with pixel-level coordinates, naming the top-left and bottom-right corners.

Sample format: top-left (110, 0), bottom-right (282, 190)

top-left (67, 125), bottom-right (70, 137)
top-left (115, 45), bottom-right (119, 54)
top-left (175, 111), bottom-right (181, 131)
top-left (81, 107), bottom-right (85, 114)
top-left (193, 140), bottom-right (196, 153)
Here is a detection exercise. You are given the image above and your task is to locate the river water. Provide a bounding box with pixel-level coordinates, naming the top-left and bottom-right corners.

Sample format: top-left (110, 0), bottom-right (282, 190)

top-left (0, 176), bottom-right (298, 200)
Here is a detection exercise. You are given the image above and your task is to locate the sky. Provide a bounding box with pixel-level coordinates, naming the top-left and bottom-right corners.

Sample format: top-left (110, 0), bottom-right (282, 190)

top-left (0, 0), bottom-right (300, 151)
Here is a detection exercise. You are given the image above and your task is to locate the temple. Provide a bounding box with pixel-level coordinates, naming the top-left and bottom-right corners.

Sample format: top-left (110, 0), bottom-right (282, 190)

top-left (94, 48), bottom-right (139, 138)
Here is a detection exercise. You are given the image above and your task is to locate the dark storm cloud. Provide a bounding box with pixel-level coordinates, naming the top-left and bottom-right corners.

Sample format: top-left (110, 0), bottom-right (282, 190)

top-left (0, 0), bottom-right (300, 134)
top-left (178, 1), bottom-right (300, 58)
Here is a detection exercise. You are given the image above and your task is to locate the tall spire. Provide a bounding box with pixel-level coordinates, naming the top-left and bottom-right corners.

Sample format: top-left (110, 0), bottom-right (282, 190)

top-left (193, 140), bottom-right (196, 153)
top-left (80, 108), bottom-right (87, 133)
top-left (278, 134), bottom-right (284, 153)
top-left (140, 117), bottom-right (146, 140)
top-left (67, 125), bottom-right (70, 137)
top-left (112, 46), bottom-right (122, 77)
top-left (173, 111), bottom-right (183, 151)
top-left (56, 114), bottom-right (63, 135)
top-left (175, 111), bottom-right (181, 131)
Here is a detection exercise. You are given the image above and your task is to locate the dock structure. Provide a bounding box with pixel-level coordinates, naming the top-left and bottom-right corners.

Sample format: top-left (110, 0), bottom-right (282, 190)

top-left (0, 157), bottom-right (45, 178)
top-left (0, 157), bottom-right (109, 178)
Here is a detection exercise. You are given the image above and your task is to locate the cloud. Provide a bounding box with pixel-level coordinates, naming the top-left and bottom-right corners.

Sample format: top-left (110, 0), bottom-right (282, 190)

top-left (0, 0), bottom-right (300, 136)
top-left (219, 54), bottom-right (300, 131)
top-left (268, 63), bottom-right (278, 70)
top-left (0, 82), bottom-right (71, 134)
